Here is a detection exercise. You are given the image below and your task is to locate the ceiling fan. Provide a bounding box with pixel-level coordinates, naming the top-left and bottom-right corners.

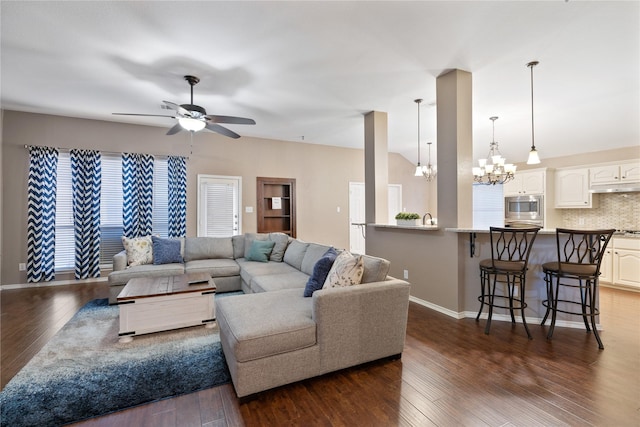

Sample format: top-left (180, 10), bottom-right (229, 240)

top-left (113, 75), bottom-right (255, 138)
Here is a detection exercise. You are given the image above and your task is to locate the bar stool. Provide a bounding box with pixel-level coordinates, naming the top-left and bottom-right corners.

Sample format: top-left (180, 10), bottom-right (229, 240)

top-left (541, 228), bottom-right (615, 349)
top-left (476, 226), bottom-right (540, 339)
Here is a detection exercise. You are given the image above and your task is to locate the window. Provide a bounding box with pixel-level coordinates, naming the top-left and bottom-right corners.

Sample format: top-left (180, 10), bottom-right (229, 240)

top-left (197, 175), bottom-right (241, 237)
top-left (54, 153), bottom-right (169, 271)
top-left (472, 183), bottom-right (505, 229)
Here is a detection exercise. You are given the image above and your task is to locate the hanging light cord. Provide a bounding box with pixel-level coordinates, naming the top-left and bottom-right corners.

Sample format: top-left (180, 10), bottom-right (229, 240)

top-left (528, 61), bottom-right (538, 150)
top-left (415, 99), bottom-right (422, 164)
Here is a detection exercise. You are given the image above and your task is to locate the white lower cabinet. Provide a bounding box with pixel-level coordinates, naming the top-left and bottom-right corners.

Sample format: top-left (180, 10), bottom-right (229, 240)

top-left (604, 238), bottom-right (640, 289)
top-left (600, 248), bottom-right (613, 284)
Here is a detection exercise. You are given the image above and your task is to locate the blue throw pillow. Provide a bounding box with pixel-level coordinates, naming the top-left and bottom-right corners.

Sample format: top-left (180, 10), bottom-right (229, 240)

top-left (304, 247), bottom-right (338, 297)
top-left (246, 240), bottom-right (276, 262)
top-left (152, 236), bottom-right (183, 265)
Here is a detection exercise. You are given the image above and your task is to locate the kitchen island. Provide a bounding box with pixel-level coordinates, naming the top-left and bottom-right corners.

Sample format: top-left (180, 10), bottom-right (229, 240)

top-left (447, 228), bottom-right (613, 330)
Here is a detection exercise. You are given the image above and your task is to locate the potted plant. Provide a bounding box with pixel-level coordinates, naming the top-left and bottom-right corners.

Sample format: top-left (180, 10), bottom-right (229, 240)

top-left (395, 212), bottom-right (420, 226)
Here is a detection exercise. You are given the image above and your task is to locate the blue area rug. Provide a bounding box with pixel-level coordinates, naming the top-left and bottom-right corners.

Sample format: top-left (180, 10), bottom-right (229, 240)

top-left (0, 298), bottom-right (231, 426)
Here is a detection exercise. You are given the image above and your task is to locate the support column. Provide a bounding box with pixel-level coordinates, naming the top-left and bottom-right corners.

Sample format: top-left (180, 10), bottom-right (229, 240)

top-left (436, 70), bottom-right (474, 228)
top-left (364, 111), bottom-right (389, 225)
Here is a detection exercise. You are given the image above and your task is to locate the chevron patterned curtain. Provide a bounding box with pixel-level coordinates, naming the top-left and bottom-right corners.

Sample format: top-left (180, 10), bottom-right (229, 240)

top-left (168, 156), bottom-right (187, 238)
top-left (122, 153), bottom-right (154, 238)
top-left (27, 146), bottom-right (59, 282)
top-left (71, 150), bottom-right (102, 279)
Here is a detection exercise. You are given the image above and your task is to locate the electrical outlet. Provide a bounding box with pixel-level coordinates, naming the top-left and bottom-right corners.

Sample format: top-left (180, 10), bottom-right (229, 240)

top-left (403, 269), bottom-right (409, 280)
top-left (579, 217), bottom-right (585, 225)
top-left (19, 263), bottom-right (26, 271)
top-left (337, 206), bottom-right (341, 213)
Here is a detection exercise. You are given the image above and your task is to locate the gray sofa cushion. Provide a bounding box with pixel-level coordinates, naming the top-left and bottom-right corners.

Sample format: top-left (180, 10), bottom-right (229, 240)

top-left (184, 237), bottom-right (234, 261)
top-left (300, 243), bottom-right (332, 275)
top-left (251, 271), bottom-right (309, 293)
top-left (184, 259), bottom-right (240, 278)
top-left (243, 233), bottom-right (269, 258)
top-left (236, 258), bottom-right (300, 287)
top-left (283, 240), bottom-right (309, 270)
top-left (268, 232), bottom-right (290, 262)
top-left (360, 254), bottom-right (391, 283)
top-left (107, 263), bottom-right (185, 286)
top-left (232, 235), bottom-right (245, 259)
top-left (215, 289), bottom-right (316, 363)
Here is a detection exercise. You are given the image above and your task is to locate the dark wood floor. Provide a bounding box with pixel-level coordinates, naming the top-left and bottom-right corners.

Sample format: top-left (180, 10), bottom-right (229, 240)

top-left (2, 283), bottom-right (639, 426)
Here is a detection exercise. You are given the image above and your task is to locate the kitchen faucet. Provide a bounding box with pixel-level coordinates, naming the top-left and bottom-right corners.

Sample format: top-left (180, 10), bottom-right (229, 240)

top-left (423, 212), bottom-right (433, 225)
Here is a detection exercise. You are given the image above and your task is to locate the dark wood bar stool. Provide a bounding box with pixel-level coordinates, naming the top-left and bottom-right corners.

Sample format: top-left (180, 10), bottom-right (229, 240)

top-left (541, 228), bottom-right (615, 349)
top-left (476, 226), bottom-right (540, 339)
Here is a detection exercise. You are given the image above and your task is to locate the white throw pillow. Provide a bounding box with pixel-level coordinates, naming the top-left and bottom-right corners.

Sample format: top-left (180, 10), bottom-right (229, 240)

top-left (323, 250), bottom-right (364, 289)
top-left (122, 235), bottom-right (153, 267)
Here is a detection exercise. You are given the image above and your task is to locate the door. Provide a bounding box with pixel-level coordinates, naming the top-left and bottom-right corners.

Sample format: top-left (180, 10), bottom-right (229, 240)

top-left (348, 182), bottom-right (402, 254)
top-left (197, 175), bottom-right (242, 237)
top-left (349, 182), bottom-right (367, 254)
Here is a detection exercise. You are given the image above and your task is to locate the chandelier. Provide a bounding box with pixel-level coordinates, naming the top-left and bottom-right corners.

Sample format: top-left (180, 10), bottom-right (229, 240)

top-left (414, 99), bottom-right (437, 181)
top-left (473, 116), bottom-right (516, 185)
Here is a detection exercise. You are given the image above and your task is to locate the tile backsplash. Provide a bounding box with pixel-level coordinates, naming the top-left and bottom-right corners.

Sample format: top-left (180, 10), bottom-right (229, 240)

top-left (561, 192), bottom-right (640, 230)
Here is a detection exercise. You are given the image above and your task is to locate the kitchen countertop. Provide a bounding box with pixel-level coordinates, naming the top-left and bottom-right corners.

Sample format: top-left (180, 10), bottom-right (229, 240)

top-left (446, 228), bottom-right (640, 238)
top-left (372, 223), bottom-right (440, 231)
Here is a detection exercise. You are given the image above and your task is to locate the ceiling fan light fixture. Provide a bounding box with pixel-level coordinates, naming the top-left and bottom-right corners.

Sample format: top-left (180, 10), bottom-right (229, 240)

top-left (178, 117), bottom-right (206, 132)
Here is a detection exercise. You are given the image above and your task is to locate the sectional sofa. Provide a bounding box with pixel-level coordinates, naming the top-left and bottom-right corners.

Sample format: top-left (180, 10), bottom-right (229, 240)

top-left (108, 232), bottom-right (411, 398)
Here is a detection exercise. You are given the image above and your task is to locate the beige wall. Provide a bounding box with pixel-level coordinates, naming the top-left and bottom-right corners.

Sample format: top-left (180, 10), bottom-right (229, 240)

top-left (0, 110), bottom-right (4, 281)
top-left (1, 110), bottom-right (429, 285)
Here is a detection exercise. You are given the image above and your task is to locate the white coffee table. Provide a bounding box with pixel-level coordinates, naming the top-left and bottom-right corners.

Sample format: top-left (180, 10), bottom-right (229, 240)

top-left (117, 273), bottom-right (216, 343)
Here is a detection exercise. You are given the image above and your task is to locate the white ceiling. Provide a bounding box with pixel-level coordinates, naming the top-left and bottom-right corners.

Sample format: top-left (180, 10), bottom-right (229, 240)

top-left (2, 1), bottom-right (638, 165)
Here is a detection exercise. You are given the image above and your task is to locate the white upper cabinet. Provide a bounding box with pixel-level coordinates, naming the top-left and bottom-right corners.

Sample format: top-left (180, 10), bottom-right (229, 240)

top-left (620, 162), bottom-right (640, 182)
top-left (590, 161), bottom-right (640, 185)
top-left (503, 170), bottom-right (545, 196)
top-left (555, 168), bottom-right (596, 208)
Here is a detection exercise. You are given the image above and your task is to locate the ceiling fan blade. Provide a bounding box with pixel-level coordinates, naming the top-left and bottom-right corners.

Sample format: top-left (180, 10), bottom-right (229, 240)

top-left (113, 113), bottom-right (176, 118)
top-left (205, 123), bottom-right (241, 139)
top-left (162, 101), bottom-right (190, 117)
top-left (166, 123), bottom-right (184, 135)
top-left (205, 115), bottom-right (256, 125)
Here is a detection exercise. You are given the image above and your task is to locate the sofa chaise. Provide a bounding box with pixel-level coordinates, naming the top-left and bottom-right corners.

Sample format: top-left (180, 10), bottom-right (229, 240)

top-left (108, 232), bottom-right (411, 398)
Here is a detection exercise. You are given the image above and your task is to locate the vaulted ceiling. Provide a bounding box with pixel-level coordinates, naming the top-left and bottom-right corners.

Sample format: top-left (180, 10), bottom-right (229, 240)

top-left (2, 1), bottom-right (638, 165)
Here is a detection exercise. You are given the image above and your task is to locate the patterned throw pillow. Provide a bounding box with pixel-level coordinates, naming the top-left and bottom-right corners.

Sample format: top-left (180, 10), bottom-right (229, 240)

top-left (323, 250), bottom-right (364, 289)
top-left (122, 235), bottom-right (153, 267)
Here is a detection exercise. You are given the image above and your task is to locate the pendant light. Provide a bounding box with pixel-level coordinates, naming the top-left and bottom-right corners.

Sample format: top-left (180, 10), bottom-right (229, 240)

top-left (473, 116), bottom-right (516, 185)
top-left (413, 99), bottom-right (437, 181)
top-left (526, 61), bottom-right (541, 164)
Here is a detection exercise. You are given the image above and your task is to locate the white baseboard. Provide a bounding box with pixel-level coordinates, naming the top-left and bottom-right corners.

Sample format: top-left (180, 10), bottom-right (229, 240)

top-left (1, 277), bottom-right (108, 291)
top-left (409, 295), bottom-right (466, 319)
top-left (409, 295), bottom-right (601, 329)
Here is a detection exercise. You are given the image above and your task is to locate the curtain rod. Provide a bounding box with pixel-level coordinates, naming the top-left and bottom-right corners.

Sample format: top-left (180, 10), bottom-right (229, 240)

top-left (23, 145), bottom-right (188, 160)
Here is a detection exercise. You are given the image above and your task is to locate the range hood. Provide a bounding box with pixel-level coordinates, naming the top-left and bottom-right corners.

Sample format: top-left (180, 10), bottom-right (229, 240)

top-left (589, 182), bottom-right (640, 193)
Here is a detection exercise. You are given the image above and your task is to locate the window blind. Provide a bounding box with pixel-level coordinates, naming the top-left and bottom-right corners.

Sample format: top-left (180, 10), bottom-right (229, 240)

top-left (473, 183), bottom-right (505, 229)
top-left (54, 153), bottom-right (170, 271)
top-left (205, 182), bottom-right (236, 237)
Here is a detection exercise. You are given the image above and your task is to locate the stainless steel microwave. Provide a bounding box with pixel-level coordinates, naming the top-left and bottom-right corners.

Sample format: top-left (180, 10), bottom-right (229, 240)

top-left (505, 195), bottom-right (544, 223)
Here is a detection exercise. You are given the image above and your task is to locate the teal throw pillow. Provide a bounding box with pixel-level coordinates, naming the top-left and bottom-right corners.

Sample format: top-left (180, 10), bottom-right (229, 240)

top-left (246, 240), bottom-right (276, 262)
